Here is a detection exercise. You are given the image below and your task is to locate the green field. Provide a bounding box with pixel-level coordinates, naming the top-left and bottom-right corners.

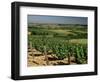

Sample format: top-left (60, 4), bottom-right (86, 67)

top-left (28, 24), bottom-right (88, 65)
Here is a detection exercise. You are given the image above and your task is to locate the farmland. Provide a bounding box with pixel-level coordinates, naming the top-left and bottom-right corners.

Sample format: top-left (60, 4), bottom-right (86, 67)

top-left (27, 24), bottom-right (88, 66)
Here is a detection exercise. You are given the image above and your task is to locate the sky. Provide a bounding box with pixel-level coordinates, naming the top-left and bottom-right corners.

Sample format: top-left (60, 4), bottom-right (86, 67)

top-left (28, 15), bottom-right (87, 25)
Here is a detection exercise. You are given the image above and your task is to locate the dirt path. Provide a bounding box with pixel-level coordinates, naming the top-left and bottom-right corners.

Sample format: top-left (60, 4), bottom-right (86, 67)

top-left (27, 48), bottom-right (76, 67)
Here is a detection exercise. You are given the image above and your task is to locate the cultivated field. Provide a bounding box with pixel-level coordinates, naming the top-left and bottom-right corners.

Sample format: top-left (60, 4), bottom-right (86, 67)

top-left (27, 24), bottom-right (88, 67)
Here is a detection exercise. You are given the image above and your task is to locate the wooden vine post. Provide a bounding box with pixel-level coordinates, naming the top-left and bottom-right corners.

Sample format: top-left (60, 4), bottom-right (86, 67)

top-left (68, 53), bottom-right (71, 65)
top-left (30, 41), bottom-right (34, 58)
top-left (44, 46), bottom-right (49, 65)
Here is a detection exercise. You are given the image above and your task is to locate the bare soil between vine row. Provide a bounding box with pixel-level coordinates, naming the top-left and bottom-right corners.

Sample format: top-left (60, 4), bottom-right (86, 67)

top-left (27, 48), bottom-right (77, 67)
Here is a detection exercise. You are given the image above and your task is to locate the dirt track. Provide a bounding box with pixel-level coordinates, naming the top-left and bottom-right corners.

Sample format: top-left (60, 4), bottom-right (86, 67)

top-left (27, 48), bottom-right (76, 67)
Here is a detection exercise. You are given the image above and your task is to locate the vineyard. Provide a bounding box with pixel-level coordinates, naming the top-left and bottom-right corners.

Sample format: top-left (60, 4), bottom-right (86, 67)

top-left (27, 24), bottom-right (88, 66)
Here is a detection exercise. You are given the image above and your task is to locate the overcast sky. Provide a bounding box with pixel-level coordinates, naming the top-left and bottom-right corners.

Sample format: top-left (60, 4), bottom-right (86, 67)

top-left (28, 15), bottom-right (87, 25)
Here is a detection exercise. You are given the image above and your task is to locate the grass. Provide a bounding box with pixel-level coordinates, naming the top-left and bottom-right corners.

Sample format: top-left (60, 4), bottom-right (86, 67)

top-left (49, 29), bottom-right (72, 35)
top-left (69, 39), bottom-right (87, 44)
